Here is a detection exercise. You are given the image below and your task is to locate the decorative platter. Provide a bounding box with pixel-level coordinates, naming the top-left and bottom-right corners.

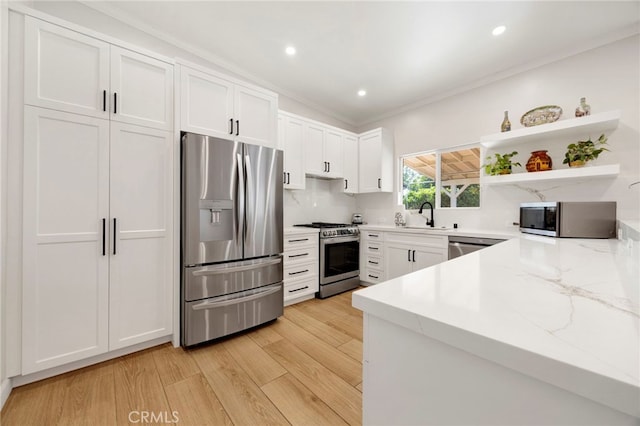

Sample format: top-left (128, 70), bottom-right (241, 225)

top-left (520, 105), bottom-right (563, 127)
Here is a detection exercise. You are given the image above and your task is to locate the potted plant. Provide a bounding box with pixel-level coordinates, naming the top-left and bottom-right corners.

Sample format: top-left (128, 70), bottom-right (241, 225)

top-left (563, 134), bottom-right (608, 167)
top-left (483, 151), bottom-right (521, 175)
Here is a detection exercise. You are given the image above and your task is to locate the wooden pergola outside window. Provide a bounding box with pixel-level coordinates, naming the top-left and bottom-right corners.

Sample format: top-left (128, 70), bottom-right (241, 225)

top-left (402, 147), bottom-right (481, 208)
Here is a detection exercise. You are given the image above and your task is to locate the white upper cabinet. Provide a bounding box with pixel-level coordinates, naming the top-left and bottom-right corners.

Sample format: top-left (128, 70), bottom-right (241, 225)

top-left (25, 16), bottom-right (174, 131)
top-left (342, 134), bottom-right (358, 193)
top-left (180, 66), bottom-right (236, 139)
top-left (359, 128), bottom-right (394, 193)
top-left (180, 64), bottom-right (278, 148)
top-left (304, 122), bottom-right (344, 178)
top-left (24, 16), bottom-right (110, 119)
top-left (279, 112), bottom-right (306, 189)
top-left (234, 84), bottom-right (278, 147)
top-left (110, 46), bottom-right (174, 130)
top-left (305, 122), bottom-right (327, 175)
top-left (324, 129), bottom-right (344, 178)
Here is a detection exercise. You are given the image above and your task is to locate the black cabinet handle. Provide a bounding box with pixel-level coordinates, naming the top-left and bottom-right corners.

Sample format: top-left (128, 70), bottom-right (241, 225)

top-left (412, 250), bottom-right (416, 262)
top-left (288, 285), bottom-right (309, 293)
top-left (328, 162), bottom-right (331, 173)
top-left (407, 250), bottom-right (411, 262)
top-left (378, 178), bottom-right (381, 189)
top-left (288, 253), bottom-right (309, 258)
top-left (236, 120), bottom-right (239, 136)
top-left (345, 179), bottom-right (348, 190)
top-left (229, 118), bottom-right (234, 135)
top-left (113, 93), bottom-right (117, 114)
top-left (112, 218), bottom-right (117, 255)
top-left (102, 90), bottom-right (106, 112)
top-left (288, 238), bottom-right (309, 243)
top-left (369, 234), bottom-right (379, 238)
top-left (289, 269), bottom-right (309, 276)
top-left (287, 173), bottom-right (290, 184)
top-left (368, 260), bottom-right (379, 265)
top-left (102, 218), bottom-right (106, 256)
top-left (368, 274), bottom-right (379, 279)
top-left (368, 246), bottom-right (378, 250)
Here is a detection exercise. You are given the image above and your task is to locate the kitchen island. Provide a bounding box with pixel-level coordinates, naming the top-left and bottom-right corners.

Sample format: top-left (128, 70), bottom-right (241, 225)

top-left (352, 234), bottom-right (639, 425)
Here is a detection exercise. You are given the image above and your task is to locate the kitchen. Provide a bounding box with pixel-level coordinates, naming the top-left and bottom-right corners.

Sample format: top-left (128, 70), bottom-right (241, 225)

top-left (1, 1), bottom-right (639, 425)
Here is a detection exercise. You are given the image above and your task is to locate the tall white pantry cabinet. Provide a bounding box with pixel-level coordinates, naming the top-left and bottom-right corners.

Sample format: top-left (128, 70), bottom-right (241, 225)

top-left (20, 16), bottom-right (174, 374)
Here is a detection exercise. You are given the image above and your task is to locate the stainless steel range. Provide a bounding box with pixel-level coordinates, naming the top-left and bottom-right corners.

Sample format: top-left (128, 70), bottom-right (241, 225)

top-left (294, 222), bottom-right (360, 298)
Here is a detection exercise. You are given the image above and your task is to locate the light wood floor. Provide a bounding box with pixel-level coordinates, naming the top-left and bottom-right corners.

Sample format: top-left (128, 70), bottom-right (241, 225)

top-left (1, 289), bottom-right (364, 425)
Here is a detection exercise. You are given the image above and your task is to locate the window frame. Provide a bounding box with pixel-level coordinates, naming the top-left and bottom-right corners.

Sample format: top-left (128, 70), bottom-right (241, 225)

top-left (399, 143), bottom-right (482, 210)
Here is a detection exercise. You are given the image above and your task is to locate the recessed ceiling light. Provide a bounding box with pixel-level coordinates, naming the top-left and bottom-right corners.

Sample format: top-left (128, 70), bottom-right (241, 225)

top-left (492, 25), bottom-right (506, 36)
top-left (357, 90), bottom-right (367, 97)
top-left (285, 46), bottom-right (296, 56)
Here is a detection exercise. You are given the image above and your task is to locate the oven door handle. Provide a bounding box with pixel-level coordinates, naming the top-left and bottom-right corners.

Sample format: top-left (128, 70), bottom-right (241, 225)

top-left (321, 235), bottom-right (359, 244)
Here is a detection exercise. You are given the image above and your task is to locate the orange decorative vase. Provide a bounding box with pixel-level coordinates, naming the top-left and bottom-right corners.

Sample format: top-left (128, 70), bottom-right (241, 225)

top-left (526, 150), bottom-right (552, 172)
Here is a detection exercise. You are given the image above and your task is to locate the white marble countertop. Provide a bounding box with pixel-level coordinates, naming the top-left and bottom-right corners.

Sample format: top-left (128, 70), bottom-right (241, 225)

top-left (352, 234), bottom-right (640, 417)
top-left (358, 223), bottom-right (520, 239)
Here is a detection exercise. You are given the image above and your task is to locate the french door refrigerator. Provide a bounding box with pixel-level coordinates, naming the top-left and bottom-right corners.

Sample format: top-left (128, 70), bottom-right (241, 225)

top-left (181, 132), bottom-right (283, 346)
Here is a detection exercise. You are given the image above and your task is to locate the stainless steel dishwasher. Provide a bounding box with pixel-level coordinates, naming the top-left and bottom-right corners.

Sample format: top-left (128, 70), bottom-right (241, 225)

top-left (448, 236), bottom-right (505, 259)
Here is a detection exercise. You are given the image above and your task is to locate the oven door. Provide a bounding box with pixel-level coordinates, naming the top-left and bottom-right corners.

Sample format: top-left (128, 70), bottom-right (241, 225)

top-left (320, 236), bottom-right (359, 285)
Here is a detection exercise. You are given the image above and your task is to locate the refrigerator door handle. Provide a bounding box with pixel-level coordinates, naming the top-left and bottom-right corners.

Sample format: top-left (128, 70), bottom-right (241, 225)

top-left (235, 152), bottom-right (245, 242)
top-left (192, 257), bottom-right (282, 276)
top-left (191, 284), bottom-right (281, 310)
top-left (244, 154), bottom-right (254, 245)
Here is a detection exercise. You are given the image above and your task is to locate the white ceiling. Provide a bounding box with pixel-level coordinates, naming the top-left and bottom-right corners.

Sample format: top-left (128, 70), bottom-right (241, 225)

top-left (84, 1), bottom-right (639, 126)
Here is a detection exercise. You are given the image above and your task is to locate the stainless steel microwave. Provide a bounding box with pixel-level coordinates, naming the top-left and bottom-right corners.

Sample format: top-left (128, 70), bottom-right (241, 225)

top-left (519, 202), bottom-right (616, 238)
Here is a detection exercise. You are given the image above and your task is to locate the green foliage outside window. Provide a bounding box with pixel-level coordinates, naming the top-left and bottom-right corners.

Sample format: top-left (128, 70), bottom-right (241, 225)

top-left (402, 167), bottom-right (435, 209)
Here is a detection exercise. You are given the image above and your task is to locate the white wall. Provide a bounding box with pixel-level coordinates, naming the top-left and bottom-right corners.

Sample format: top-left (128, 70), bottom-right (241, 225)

top-left (355, 35), bottom-right (640, 230)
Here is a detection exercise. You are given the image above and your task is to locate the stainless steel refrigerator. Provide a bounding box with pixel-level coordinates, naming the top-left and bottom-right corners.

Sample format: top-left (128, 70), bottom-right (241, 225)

top-left (181, 132), bottom-right (284, 346)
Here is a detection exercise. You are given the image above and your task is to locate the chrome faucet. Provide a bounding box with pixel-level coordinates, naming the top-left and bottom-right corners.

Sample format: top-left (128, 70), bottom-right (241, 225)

top-left (418, 201), bottom-right (435, 228)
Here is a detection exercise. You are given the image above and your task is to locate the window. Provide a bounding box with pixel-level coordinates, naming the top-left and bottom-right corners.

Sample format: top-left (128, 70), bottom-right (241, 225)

top-left (401, 146), bottom-right (480, 209)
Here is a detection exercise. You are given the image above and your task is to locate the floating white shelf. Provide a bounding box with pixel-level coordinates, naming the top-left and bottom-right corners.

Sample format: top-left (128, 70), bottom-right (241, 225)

top-left (481, 164), bottom-right (620, 186)
top-left (480, 110), bottom-right (621, 149)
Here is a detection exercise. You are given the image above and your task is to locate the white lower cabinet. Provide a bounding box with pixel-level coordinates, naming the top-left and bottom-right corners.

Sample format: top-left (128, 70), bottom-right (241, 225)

top-left (21, 106), bottom-right (173, 374)
top-left (384, 233), bottom-right (448, 280)
top-left (283, 231), bottom-right (319, 305)
top-left (360, 231), bottom-right (386, 284)
top-left (360, 230), bottom-right (449, 284)
top-left (22, 107), bottom-right (110, 374)
top-left (108, 122), bottom-right (173, 350)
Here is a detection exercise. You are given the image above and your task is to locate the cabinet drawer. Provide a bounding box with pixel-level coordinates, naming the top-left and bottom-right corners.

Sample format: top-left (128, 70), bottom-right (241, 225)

top-left (363, 268), bottom-right (384, 284)
top-left (284, 233), bottom-right (318, 250)
top-left (364, 241), bottom-right (383, 255)
top-left (284, 246), bottom-right (318, 265)
top-left (284, 277), bottom-right (318, 301)
top-left (362, 231), bottom-right (384, 241)
top-left (385, 232), bottom-right (447, 248)
top-left (284, 261), bottom-right (317, 282)
top-left (365, 255), bottom-right (383, 269)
